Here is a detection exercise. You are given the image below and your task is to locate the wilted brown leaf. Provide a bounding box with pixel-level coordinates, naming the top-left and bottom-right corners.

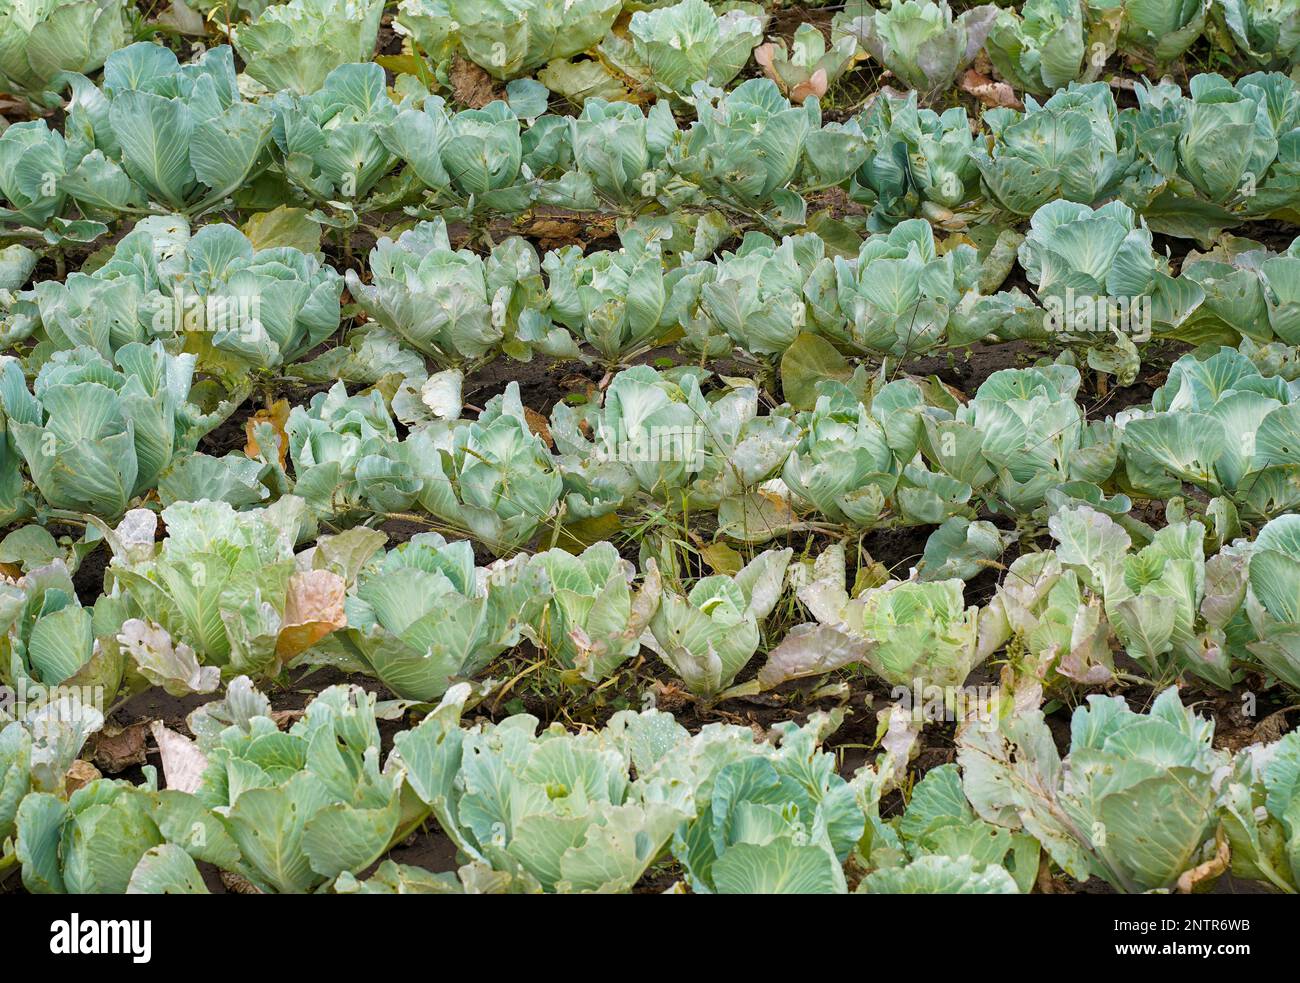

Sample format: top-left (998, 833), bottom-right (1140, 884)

top-left (525, 218), bottom-right (587, 249)
top-left (66, 759), bottom-right (102, 795)
top-left (221, 871), bottom-right (265, 894)
top-left (91, 720), bottom-right (151, 774)
top-left (451, 55), bottom-right (504, 109)
top-left (524, 406), bottom-right (553, 448)
top-left (270, 708), bottom-right (307, 731)
top-left (516, 214), bottom-right (617, 250)
top-left (1252, 707), bottom-right (1295, 744)
top-left (648, 680), bottom-right (690, 713)
top-left (960, 70), bottom-right (1023, 110)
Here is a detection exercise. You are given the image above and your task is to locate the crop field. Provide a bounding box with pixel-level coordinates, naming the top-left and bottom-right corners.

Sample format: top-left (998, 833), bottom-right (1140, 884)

top-left (0, 0), bottom-right (1299, 902)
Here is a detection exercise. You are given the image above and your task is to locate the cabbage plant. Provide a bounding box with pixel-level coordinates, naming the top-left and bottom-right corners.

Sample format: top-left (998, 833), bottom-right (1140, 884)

top-left (600, 0), bottom-right (766, 103)
top-left (780, 378), bottom-right (974, 530)
top-left (1, 696), bottom-right (102, 881)
top-left (1018, 199), bottom-right (1158, 306)
top-left (233, 0), bottom-right (384, 95)
top-left (984, 0), bottom-right (1092, 96)
top-left (0, 123), bottom-right (79, 239)
top-left (645, 548), bottom-right (791, 700)
top-left (794, 543), bottom-right (1008, 690)
top-left (431, 0), bottom-right (622, 79)
top-left (160, 221), bottom-right (342, 379)
top-left (393, 686), bottom-right (688, 892)
top-left (830, 220), bottom-right (1038, 357)
top-left (59, 44), bottom-right (274, 220)
top-left (667, 79), bottom-right (816, 221)
top-left (414, 383), bottom-right (563, 553)
top-left (689, 231), bottom-right (839, 359)
top-left (991, 550), bottom-right (1115, 687)
top-left (1127, 73), bottom-right (1300, 244)
top-left (782, 381), bottom-right (908, 527)
top-left (0, 246), bottom-right (37, 293)
top-left (12, 217), bottom-right (343, 382)
top-left (194, 683), bottom-right (406, 893)
top-left (0, 0), bottom-right (129, 109)
top-left (7, 686), bottom-right (232, 894)
top-left (549, 366), bottom-right (799, 520)
top-left (334, 534), bottom-right (548, 702)
top-left (1177, 235), bottom-right (1300, 345)
top-left (1048, 505), bottom-right (1236, 688)
top-left (393, 0), bottom-right (459, 65)
top-left (1119, 348), bottom-right (1300, 520)
top-left (105, 497), bottom-right (343, 677)
top-left (952, 364), bottom-right (1119, 517)
top-left (527, 543), bottom-right (662, 686)
top-left (269, 63), bottom-right (403, 210)
top-left (15, 770), bottom-right (233, 894)
top-left (0, 343), bottom-right (228, 519)
top-left (958, 687), bottom-right (1230, 893)
top-left (1243, 515), bottom-right (1300, 691)
top-left (1219, 731), bottom-right (1300, 893)
top-left (1211, 0), bottom-right (1300, 69)
top-left (847, 92), bottom-right (981, 229)
top-left (382, 97), bottom-right (552, 216)
top-left (647, 711), bottom-right (867, 893)
top-left (1016, 198), bottom-right (1162, 378)
top-left (973, 83), bottom-right (1132, 218)
top-left (565, 99), bottom-right (677, 209)
top-left (1086, 0), bottom-right (1208, 65)
top-left (860, 763), bottom-right (1039, 894)
top-left (286, 382), bottom-right (408, 519)
top-left (836, 0), bottom-right (999, 96)
top-left (0, 561), bottom-right (130, 704)
top-left (5, 257), bottom-right (149, 362)
top-left (544, 230), bottom-right (692, 364)
top-left (0, 546), bottom-right (220, 707)
top-left (346, 219), bottom-right (556, 369)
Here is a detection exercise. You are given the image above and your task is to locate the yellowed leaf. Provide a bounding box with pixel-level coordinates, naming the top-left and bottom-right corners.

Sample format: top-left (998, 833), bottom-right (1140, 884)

top-left (245, 399), bottom-right (290, 467)
top-left (555, 513), bottom-right (624, 553)
top-left (276, 569), bottom-right (347, 662)
top-left (700, 541), bottom-right (743, 576)
top-left (1176, 828), bottom-right (1230, 894)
